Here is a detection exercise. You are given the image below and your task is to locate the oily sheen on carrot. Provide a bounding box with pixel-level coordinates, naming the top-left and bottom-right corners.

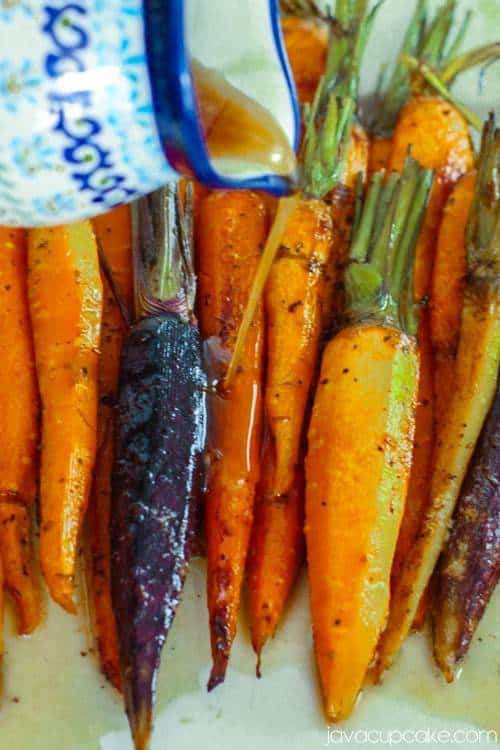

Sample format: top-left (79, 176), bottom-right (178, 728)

top-left (246, 2), bottom-right (374, 671)
top-left (198, 191), bottom-right (267, 690)
top-left (388, 96), bottom-right (474, 607)
top-left (89, 205), bottom-right (133, 690)
top-left (389, 96), bottom-right (474, 300)
top-left (265, 198), bottom-right (333, 497)
top-left (247, 458), bottom-right (304, 666)
top-left (306, 327), bottom-right (418, 720)
top-left (306, 159), bottom-right (432, 721)
top-left (375, 116), bottom-right (499, 679)
top-left (0, 227), bottom-right (40, 634)
top-left (28, 222), bottom-right (103, 614)
top-left (430, 171), bottom-right (476, 431)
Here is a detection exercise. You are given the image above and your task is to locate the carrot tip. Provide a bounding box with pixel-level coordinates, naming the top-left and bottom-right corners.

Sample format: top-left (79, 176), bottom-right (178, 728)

top-left (434, 651), bottom-right (456, 684)
top-left (255, 654), bottom-right (262, 680)
top-left (49, 587), bottom-right (77, 615)
top-left (128, 706), bottom-right (152, 750)
top-left (17, 617), bottom-right (41, 637)
top-left (207, 655), bottom-right (228, 692)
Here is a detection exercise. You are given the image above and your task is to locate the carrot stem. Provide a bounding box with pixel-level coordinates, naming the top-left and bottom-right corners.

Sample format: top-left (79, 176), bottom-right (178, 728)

top-left (370, 0), bottom-right (428, 134)
top-left (131, 186), bottom-right (196, 321)
top-left (303, 0), bottom-right (375, 197)
top-left (441, 42), bottom-right (500, 84)
top-left (466, 113), bottom-right (499, 275)
top-left (402, 55), bottom-right (482, 131)
top-left (345, 158), bottom-right (433, 327)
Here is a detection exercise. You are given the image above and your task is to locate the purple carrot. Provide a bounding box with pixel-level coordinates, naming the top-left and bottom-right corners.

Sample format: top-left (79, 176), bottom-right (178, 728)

top-left (433, 382), bottom-right (499, 681)
top-left (111, 186), bottom-right (206, 750)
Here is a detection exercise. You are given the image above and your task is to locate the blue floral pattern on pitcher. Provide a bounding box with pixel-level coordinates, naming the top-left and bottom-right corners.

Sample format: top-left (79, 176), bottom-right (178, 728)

top-left (0, 0), bottom-right (299, 226)
top-left (0, 0), bottom-right (171, 226)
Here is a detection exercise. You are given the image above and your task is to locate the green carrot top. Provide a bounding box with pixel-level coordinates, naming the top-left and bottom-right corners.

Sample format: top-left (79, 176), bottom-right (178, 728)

top-left (466, 114), bottom-right (500, 282)
top-left (370, 0), bottom-right (499, 136)
top-left (301, 0), bottom-right (379, 198)
top-left (345, 158), bottom-right (433, 332)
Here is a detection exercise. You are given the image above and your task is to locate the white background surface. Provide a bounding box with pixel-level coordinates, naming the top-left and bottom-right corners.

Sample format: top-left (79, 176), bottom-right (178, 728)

top-left (2, 1), bottom-right (499, 748)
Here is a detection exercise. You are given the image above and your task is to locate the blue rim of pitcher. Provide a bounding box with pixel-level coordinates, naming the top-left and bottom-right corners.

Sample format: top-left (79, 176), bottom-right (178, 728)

top-left (143, 0), bottom-right (300, 195)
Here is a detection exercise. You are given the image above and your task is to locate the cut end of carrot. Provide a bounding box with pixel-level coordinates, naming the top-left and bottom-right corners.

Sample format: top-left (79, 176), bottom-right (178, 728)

top-left (207, 654), bottom-right (228, 692)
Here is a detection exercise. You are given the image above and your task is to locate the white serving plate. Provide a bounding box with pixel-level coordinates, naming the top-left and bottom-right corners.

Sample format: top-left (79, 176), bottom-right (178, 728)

top-left (2, 1), bottom-right (499, 748)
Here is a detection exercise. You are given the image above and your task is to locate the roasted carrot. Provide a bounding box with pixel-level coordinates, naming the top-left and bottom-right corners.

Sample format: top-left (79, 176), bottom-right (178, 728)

top-left (246, 1), bottom-right (373, 668)
top-left (0, 226), bottom-right (40, 635)
top-left (247, 460), bottom-right (304, 667)
top-left (389, 95), bottom-right (473, 297)
top-left (198, 190), bottom-right (267, 690)
top-left (264, 0), bottom-right (372, 500)
top-left (88, 205), bottom-right (133, 690)
top-left (375, 116), bottom-right (499, 679)
top-left (0, 505), bottom-right (40, 636)
top-left (282, 14), bottom-right (327, 106)
top-left (28, 222), bottom-right (103, 613)
top-left (111, 187), bottom-right (206, 750)
top-left (263, 198), bottom-right (333, 499)
top-left (368, 135), bottom-right (392, 175)
top-left (306, 160), bottom-right (433, 721)
top-left (382, 10), bottom-right (493, 601)
top-left (0, 553), bottom-right (3, 686)
top-left (368, 0), bottom-right (479, 176)
top-left (387, 96), bottom-right (473, 618)
top-left (433, 382), bottom-right (500, 681)
top-left (430, 171), bottom-right (476, 431)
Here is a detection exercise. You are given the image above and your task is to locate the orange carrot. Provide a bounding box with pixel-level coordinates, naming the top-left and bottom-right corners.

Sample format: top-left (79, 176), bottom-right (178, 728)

top-left (244, 3), bottom-right (373, 670)
top-left (0, 554), bottom-right (3, 683)
top-left (389, 96), bottom-right (473, 299)
top-left (375, 116), bottom-right (499, 679)
top-left (0, 226), bottom-right (40, 634)
top-left (28, 222), bottom-right (103, 613)
top-left (430, 170), bottom-right (476, 431)
top-left (306, 161), bottom-right (432, 721)
top-left (88, 205), bottom-right (133, 690)
top-left (368, 135), bottom-right (392, 176)
top-left (282, 15), bottom-right (327, 105)
top-left (409, 172), bottom-right (475, 633)
top-left (264, 198), bottom-right (333, 498)
top-left (387, 96), bottom-right (474, 619)
top-left (0, 505), bottom-right (40, 635)
top-left (247, 460), bottom-right (304, 668)
top-left (344, 123), bottom-right (370, 191)
top-left (198, 191), bottom-right (267, 689)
